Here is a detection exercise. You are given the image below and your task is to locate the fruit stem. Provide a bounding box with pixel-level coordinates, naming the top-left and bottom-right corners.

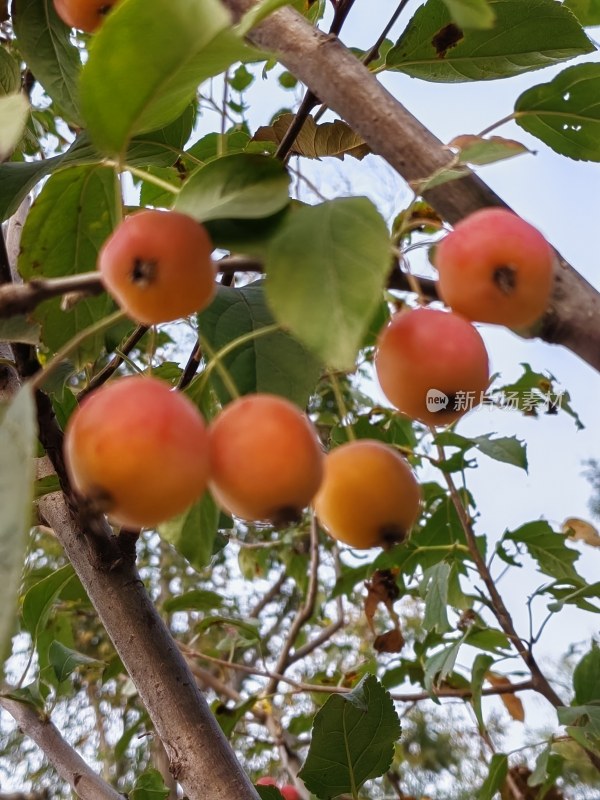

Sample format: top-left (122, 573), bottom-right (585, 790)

top-left (28, 310), bottom-right (128, 393)
top-left (195, 323), bottom-right (281, 400)
top-left (476, 112), bottom-right (517, 139)
top-left (105, 160), bottom-right (181, 196)
top-left (329, 371), bottom-right (356, 441)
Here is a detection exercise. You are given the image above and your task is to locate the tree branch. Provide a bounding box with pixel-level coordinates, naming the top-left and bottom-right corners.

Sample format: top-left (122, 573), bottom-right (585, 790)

top-left (0, 696), bottom-right (125, 800)
top-left (222, 0), bottom-right (600, 373)
top-left (33, 457), bottom-right (260, 800)
top-left (0, 273), bottom-right (104, 318)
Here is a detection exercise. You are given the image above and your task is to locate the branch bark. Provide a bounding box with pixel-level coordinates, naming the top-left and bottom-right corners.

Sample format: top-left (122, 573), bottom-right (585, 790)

top-left (222, 0), bottom-right (600, 373)
top-left (0, 696), bottom-right (125, 800)
top-left (33, 457), bottom-right (260, 800)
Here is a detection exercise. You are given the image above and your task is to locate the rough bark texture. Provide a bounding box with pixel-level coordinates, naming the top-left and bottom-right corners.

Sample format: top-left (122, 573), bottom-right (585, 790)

top-left (0, 697), bottom-right (125, 800)
top-left (34, 456), bottom-right (260, 800)
top-left (223, 0), bottom-right (600, 372)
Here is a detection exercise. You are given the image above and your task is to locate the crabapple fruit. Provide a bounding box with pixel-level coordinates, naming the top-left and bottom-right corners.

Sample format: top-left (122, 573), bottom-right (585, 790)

top-left (314, 439), bottom-right (421, 549)
top-left (256, 777), bottom-right (278, 787)
top-left (281, 786), bottom-right (301, 800)
top-left (375, 307), bottom-right (490, 426)
top-left (434, 208), bottom-right (554, 328)
top-left (98, 209), bottom-right (216, 325)
top-left (208, 394), bottom-right (323, 525)
top-left (53, 0), bottom-right (118, 33)
top-left (64, 376), bottom-right (209, 528)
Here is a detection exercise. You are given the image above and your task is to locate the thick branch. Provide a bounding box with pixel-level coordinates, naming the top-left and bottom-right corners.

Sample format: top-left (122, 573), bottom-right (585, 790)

top-left (34, 459), bottom-right (260, 800)
top-left (0, 697), bottom-right (124, 800)
top-left (223, 0), bottom-right (600, 373)
top-left (0, 273), bottom-right (104, 318)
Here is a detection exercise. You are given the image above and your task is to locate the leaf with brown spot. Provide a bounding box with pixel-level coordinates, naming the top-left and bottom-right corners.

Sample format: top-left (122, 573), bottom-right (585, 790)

top-left (487, 672), bottom-right (525, 722)
top-left (432, 23), bottom-right (464, 57)
top-left (253, 113), bottom-right (370, 160)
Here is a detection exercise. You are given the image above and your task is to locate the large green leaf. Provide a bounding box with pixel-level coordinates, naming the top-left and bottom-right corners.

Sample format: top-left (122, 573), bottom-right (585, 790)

top-left (158, 492), bottom-right (220, 572)
top-left (0, 93), bottom-right (29, 160)
top-left (129, 769), bottom-right (170, 800)
top-left (196, 283), bottom-right (322, 407)
top-left (515, 63), bottom-right (600, 162)
top-left (17, 165), bottom-right (118, 358)
top-left (266, 198), bottom-right (391, 370)
top-left (299, 675), bottom-right (401, 798)
top-left (175, 154), bottom-right (290, 222)
top-left (80, 0), bottom-right (258, 155)
top-left (573, 644), bottom-right (600, 705)
top-left (0, 388), bottom-right (36, 662)
top-left (420, 563), bottom-right (452, 633)
top-left (565, 0), bottom-right (600, 25)
top-left (505, 521), bottom-right (580, 583)
top-left (386, 0), bottom-right (593, 82)
top-left (442, 0), bottom-right (495, 28)
top-left (0, 48), bottom-right (21, 95)
top-left (12, 0), bottom-right (81, 123)
top-left (21, 564), bottom-right (75, 643)
top-left (478, 753), bottom-right (508, 800)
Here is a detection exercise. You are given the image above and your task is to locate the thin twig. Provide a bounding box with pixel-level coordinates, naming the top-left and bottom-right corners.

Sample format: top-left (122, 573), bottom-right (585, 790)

top-left (0, 273), bottom-right (104, 318)
top-left (266, 513), bottom-right (320, 694)
top-left (79, 324), bottom-right (148, 399)
top-left (185, 648), bottom-right (537, 703)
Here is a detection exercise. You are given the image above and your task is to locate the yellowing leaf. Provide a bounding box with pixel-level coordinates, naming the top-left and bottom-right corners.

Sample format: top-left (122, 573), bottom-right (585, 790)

top-left (562, 517), bottom-right (600, 547)
top-left (486, 672), bottom-right (525, 721)
top-left (253, 113), bottom-right (370, 160)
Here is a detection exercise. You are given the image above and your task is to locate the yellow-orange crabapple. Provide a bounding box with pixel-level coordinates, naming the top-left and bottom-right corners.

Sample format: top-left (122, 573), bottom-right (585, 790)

top-left (64, 376), bottom-right (210, 529)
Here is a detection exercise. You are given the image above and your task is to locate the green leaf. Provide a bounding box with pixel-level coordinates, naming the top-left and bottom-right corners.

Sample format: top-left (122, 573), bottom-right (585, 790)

top-left (471, 653), bottom-right (494, 730)
top-left (213, 695), bottom-right (258, 738)
top-left (449, 134), bottom-right (531, 166)
top-left (253, 113), bottom-right (370, 160)
top-left (129, 768), bottom-right (170, 800)
top-left (158, 492), bottom-right (220, 572)
top-left (386, 0), bottom-right (593, 82)
top-left (424, 640), bottom-right (462, 692)
top-left (420, 563), bottom-right (452, 633)
top-left (21, 564), bottom-right (75, 644)
top-left (442, 0), bottom-right (495, 28)
top-left (573, 643), bottom-right (600, 705)
top-left (17, 165), bottom-right (118, 359)
top-left (80, 0), bottom-right (257, 155)
top-left (12, 0), bottom-right (82, 124)
top-left (175, 154), bottom-right (290, 222)
top-left (0, 315), bottom-right (40, 345)
top-left (558, 705), bottom-right (600, 754)
top-left (195, 283), bottom-right (322, 407)
top-left (478, 753), bottom-right (508, 800)
top-left (515, 63), bottom-right (600, 162)
top-left (299, 674), bottom-right (401, 798)
top-left (0, 388), bottom-right (36, 661)
top-left (163, 589), bottom-right (225, 614)
top-left (506, 521), bottom-right (580, 583)
top-left (266, 197), bottom-right (391, 370)
top-left (48, 640), bottom-right (103, 684)
top-left (471, 434), bottom-right (528, 471)
top-left (0, 93), bottom-right (29, 160)
top-left (565, 0), bottom-right (600, 25)
top-left (237, 0), bottom-right (293, 34)
top-left (0, 48), bottom-right (21, 95)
